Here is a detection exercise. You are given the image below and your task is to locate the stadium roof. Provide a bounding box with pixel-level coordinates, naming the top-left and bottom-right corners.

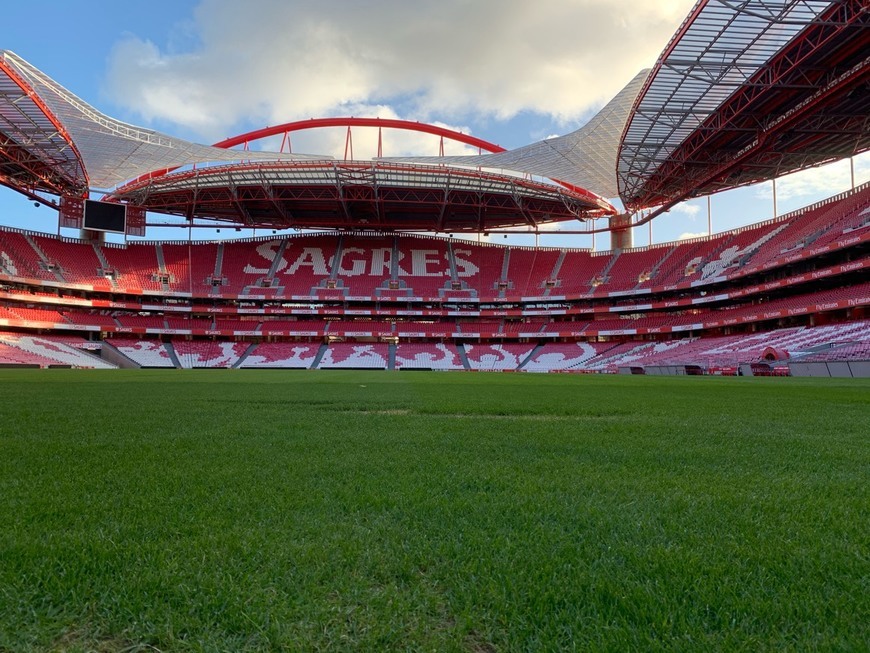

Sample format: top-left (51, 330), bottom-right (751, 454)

top-left (107, 159), bottom-right (614, 232)
top-left (0, 50), bottom-right (325, 197)
top-left (618, 0), bottom-right (869, 211)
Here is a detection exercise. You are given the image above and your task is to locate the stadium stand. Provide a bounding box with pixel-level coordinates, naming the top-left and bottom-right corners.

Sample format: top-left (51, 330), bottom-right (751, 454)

top-left (0, 182), bottom-right (866, 375)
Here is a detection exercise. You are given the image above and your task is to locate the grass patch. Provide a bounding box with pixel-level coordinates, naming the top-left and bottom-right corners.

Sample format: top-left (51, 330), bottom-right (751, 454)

top-left (0, 370), bottom-right (867, 651)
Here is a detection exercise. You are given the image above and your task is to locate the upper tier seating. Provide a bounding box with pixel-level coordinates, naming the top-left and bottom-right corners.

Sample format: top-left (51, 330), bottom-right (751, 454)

top-left (0, 183), bottom-right (866, 302)
top-left (557, 250), bottom-right (603, 295)
top-left (335, 234), bottom-right (396, 296)
top-left (504, 247), bottom-right (563, 296)
top-left (264, 235), bottom-right (339, 295)
top-left (452, 241), bottom-right (507, 299)
top-left (396, 236), bottom-right (452, 296)
top-left (31, 235), bottom-right (113, 290)
top-left (161, 242), bottom-right (219, 294)
top-left (0, 232), bottom-right (58, 281)
top-left (101, 243), bottom-right (164, 292)
top-left (218, 239), bottom-right (288, 295)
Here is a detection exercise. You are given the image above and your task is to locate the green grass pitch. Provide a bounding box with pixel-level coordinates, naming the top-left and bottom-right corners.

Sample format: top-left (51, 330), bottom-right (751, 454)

top-left (0, 369), bottom-right (867, 652)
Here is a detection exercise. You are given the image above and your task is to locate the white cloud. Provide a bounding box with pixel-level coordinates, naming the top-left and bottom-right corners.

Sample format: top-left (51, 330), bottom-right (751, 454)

top-left (671, 202), bottom-right (701, 217)
top-left (105, 0), bottom-right (695, 141)
top-left (754, 153), bottom-right (870, 202)
top-left (677, 231), bottom-right (707, 241)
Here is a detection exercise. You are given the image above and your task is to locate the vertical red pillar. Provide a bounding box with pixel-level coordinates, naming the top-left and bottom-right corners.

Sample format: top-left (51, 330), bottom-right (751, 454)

top-left (609, 213), bottom-right (633, 250)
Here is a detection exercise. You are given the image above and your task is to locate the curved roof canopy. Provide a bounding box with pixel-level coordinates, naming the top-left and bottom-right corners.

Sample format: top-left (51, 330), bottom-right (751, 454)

top-left (107, 159), bottom-right (613, 232)
top-left (383, 69), bottom-right (650, 200)
top-left (0, 50), bottom-right (326, 196)
top-left (618, 0), bottom-right (869, 212)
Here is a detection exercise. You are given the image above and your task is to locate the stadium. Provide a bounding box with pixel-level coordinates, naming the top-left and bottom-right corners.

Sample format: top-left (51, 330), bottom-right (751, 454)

top-left (0, 1), bottom-right (868, 650)
top-left (0, 1), bottom-right (867, 376)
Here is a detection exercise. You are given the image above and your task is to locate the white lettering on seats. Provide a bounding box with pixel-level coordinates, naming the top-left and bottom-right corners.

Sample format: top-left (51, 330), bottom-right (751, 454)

top-left (338, 247), bottom-right (367, 276)
top-left (244, 240), bottom-right (286, 274)
top-left (453, 248), bottom-right (480, 278)
top-left (411, 250), bottom-right (443, 277)
top-left (284, 248), bottom-right (330, 275)
top-left (369, 247), bottom-right (393, 276)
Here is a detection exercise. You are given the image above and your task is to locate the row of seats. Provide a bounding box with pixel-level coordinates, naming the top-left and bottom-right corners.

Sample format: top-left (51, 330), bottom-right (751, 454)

top-left (4, 318), bottom-right (867, 369)
top-left (4, 274), bottom-right (867, 337)
top-left (1, 185), bottom-right (866, 298)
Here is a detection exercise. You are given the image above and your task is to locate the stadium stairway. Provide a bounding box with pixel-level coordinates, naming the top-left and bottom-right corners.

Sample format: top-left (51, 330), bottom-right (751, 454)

top-left (456, 343), bottom-right (472, 370)
top-left (544, 251), bottom-right (566, 296)
top-left (164, 341), bottom-right (183, 368)
top-left (91, 242), bottom-right (119, 289)
top-left (232, 342), bottom-right (259, 368)
top-left (24, 233), bottom-right (66, 283)
top-left (640, 245), bottom-right (676, 288)
top-left (499, 249), bottom-right (511, 298)
top-left (310, 342), bottom-right (329, 369)
top-left (213, 243), bottom-right (225, 279)
top-left (266, 239), bottom-right (289, 279)
top-left (100, 340), bottom-right (141, 368)
top-left (517, 343), bottom-right (545, 370)
top-left (388, 342), bottom-right (397, 370)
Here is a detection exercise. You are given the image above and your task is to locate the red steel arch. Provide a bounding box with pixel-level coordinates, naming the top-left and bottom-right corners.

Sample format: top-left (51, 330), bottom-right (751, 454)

top-left (214, 118), bottom-right (605, 204)
top-left (212, 117), bottom-right (507, 154)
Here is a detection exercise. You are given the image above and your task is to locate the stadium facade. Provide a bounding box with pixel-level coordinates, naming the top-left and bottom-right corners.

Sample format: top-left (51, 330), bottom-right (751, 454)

top-left (0, 0), bottom-right (867, 376)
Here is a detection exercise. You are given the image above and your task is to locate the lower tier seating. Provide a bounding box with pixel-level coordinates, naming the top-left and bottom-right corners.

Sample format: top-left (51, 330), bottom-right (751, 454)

top-left (318, 343), bottom-right (389, 369)
top-left (109, 338), bottom-right (175, 367)
top-left (395, 343), bottom-right (463, 370)
top-left (0, 333), bottom-right (115, 368)
top-left (239, 342), bottom-right (321, 368)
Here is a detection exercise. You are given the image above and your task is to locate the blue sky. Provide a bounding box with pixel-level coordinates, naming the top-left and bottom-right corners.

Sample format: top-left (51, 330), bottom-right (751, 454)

top-left (2, 0), bottom-right (867, 249)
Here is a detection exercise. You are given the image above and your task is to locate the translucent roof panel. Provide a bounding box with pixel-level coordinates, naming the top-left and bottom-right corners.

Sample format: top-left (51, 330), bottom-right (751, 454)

top-left (0, 51), bottom-right (330, 192)
top-left (617, 0), bottom-right (866, 210)
top-left (0, 52), bottom-right (86, 194)
top-left (383, 70), bottom-right (650, 200)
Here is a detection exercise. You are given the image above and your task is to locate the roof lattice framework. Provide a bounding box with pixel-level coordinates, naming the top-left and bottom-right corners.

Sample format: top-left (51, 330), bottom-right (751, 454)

top-left (0, 54), bottom-right (86, 195)
top-left (0, 50), bottom-right (327, 195)
top-left (618, 0), bottom-right (869, 211)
